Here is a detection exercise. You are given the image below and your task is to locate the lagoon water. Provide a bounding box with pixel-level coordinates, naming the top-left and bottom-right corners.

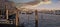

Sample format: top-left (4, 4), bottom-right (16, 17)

top-left (19, 13), bottom-right (60, 27)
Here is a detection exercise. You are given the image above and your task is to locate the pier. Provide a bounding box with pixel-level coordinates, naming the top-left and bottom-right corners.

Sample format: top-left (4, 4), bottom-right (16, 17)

top-left (0, 7), bottom-right (39, 27)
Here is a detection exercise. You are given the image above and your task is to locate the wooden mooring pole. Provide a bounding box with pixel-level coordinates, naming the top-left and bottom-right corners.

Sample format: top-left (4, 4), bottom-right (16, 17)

top-left (5, 3), bottom-right (9, 20)
top-left (6, 9), bottom-right (8, 19)
top-left (35, 10), bottom-right (38, 27)
top-left (16, 9), bottom-right (19, 27)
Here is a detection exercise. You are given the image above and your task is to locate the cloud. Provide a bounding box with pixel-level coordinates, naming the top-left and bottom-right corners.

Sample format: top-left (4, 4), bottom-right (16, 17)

top-left (17, 0), bottom-right (52, 10)
top-left (20, 0), bottom-right (51, 7)
top-left (32, 0), bottom-right (52, 7)
top-left (25, 0), bottom-right (40, 5)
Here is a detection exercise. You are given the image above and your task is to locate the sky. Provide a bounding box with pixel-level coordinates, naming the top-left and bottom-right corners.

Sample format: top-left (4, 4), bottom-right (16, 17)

top-left (9, 0), bottom-right (60, 10)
